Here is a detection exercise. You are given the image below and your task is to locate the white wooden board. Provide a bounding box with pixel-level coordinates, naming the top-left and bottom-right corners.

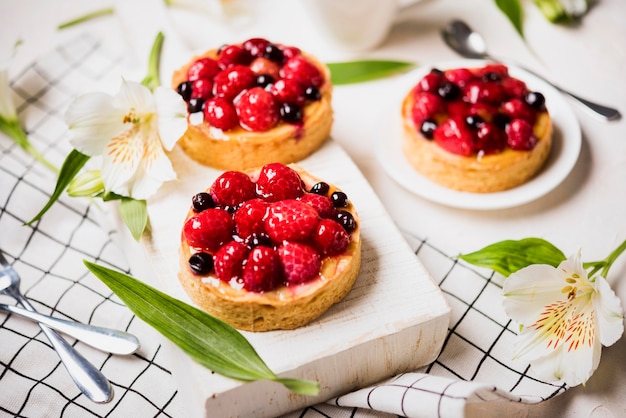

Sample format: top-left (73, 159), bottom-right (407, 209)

top-left (115, 139), bottom-right (451, 417)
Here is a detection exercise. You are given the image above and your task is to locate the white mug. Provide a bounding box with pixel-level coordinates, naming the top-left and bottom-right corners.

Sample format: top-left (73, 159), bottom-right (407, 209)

top-left (303, 0), bottom-right (424, 51)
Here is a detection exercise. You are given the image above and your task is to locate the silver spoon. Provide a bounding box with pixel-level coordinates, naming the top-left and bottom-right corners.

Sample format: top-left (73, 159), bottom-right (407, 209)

top-left (441, 19), bottom-right (622, 121)
top-left (0, 250), bottom-right (113, 403)
top-left (0, 303), bottom-right (140, 355)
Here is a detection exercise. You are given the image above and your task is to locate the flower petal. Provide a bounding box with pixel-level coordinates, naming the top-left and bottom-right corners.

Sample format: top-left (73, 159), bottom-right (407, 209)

top-left (112, 79), bottom-right (155, 114)
top-left (593, 276), bottom-right (624, 346)
top-left (65, 92), bottom-right (124, 156)
top-left (153, 86), bottom-right (188, 151)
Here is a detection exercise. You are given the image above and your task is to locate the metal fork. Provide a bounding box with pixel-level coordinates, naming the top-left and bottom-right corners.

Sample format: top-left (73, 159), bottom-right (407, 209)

top-left (0, 249), bottom-right (113, 403)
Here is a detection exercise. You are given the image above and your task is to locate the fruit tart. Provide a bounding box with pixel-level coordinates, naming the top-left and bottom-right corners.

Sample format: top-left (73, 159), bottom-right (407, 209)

top-left (178, 162), bottom-right (361, 332)
top-left (402, 63), bottom-right (553, 193)
top-left (172, 38), bottom-right (333, 171)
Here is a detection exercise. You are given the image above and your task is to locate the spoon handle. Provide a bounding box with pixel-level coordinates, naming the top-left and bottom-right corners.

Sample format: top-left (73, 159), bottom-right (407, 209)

top-left (12, 294), bottom-right (114, 403)
top-left (0, 303), bottom-right (140, 355)
top-left (502, 60), bottom-right (621, 121)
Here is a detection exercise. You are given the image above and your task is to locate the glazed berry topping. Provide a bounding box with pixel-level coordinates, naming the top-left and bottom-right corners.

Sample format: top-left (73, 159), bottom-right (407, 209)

top-left (184, 163), bottom-right (357, 292)
top-left (210, 171), bottom-right (257, 207)
top-left (179, 38), bottom-right (326, 133)
top-left (192, 192), bottom-right (215, 212)
top-left (188, 252), bottom-right (214, 275)
top-left (330, 191), bottom-right (349, 208)
top-left (411, 64), bottom-right (547, 156)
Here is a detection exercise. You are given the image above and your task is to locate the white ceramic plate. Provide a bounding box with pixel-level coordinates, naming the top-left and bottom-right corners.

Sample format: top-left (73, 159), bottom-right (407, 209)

top-left (376, 59), bottom-right (581, 210)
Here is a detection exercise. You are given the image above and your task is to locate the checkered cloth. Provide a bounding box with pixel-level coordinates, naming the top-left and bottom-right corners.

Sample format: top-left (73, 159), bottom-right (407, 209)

top-left (0, 34), bottom-right (565, 418)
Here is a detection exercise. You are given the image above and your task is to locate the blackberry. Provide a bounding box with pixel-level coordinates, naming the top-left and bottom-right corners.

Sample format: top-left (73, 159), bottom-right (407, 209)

top-left (188, 252), bottom-right (214, 275)
top-left (192, 192), bottom-right (214, 212)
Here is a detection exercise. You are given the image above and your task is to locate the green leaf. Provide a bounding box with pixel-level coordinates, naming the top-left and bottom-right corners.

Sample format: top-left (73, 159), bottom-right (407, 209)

top-left (57, 7), bottom-right (115, 30)
top-left (458, 238), bottom-right (566, 277)
top-left (495, 0), bottom-right (525, 38)
top-left (533, 0), bottom-right (568, 23)
top-left (28, 149), bottom-right (90, 224)
top-left (84, 261), bottom-right (320, 394)
top-left (118, 198), bottom-right (149, 241)
top-left (0, 117), bottom-right (58, 172)
top-left (327, 60), bottom-right (415, 85)
top-left (141, 32), bottom-right (164, 91)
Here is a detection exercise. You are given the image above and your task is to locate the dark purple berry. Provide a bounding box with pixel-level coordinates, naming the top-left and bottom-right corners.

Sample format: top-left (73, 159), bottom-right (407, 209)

top-left (493, 113), bottom-right (510, 130)
top-left (430, 68), bottom-right (444, 76)
top-left (256, 74), bottom-right (274, 88)
top-left (192, 192), bottom-right (214, 212)
top-left (188, 98), bottom-right (205, 113)
top-left (264, 44), bottom-right (284, 63)
top-left (245, 232), bottom-right (272, 249)
top-left (189, 252), bottom-right (214, 275)
top-left (336, 210), bottom-right (356, 233)
top-left (304, 86), bottom-right (321, 101)
top-left (330, 191), bottom-right (349, 208)
top-left (438, 81), bottom-right (460, 101)
top-left (525, 91), bottom-right (546, 110)
top-left (482, 72), bottom-right (501, 82)
top-left (310, 182), bottom-right (330, 196)
top-left (420, 119), bottom-right (437, 139)
top-left (280, 102), bottom-right (303, 123)
top-left (177, 81), bottom-right (192, 102)
top-left (465, 114), bottom-right (484, 129)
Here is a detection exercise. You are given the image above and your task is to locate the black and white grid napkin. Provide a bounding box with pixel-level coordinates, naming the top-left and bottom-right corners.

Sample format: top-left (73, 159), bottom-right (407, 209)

top-left (0, 34), bottom-right (565, 418)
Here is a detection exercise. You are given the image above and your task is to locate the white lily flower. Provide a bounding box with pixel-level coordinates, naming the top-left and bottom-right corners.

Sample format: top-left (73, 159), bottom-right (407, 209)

top-left (503, 251), bottom-right (624, 386)
top-left (65, 79), bottom-right (187, 200)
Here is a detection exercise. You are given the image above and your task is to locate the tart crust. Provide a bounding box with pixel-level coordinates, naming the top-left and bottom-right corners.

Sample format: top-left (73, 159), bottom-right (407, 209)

top-left (172, 51), bottom-right (333, 171)
top-left (401, 87), bottom-right (553, 193)
top-left (177, 164), bottom-right (361, 332)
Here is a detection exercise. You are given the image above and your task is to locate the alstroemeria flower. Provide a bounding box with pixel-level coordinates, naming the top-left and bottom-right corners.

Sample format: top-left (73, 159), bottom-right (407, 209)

top-left (65, 79), bottom-right (187, 200)
top-left (503, 251), bottom-right (624, 386)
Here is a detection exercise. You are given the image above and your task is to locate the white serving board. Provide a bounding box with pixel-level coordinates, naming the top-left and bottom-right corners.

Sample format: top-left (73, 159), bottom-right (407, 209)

top-left (118, 139), bottom-right (451, 417)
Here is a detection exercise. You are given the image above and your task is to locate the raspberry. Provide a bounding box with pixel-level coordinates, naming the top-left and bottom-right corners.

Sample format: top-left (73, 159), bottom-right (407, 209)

top-left (411, 92), bottom-right (444, 126)
top-left (475, 122), bottom-right (506, 154)
top-left (433, 117), bottom-right (475, 156)
top-left (210, 171), bottom-right (257, 207)
top-left (313, 219), bottom-right (349, 256)
top-left (299, 193), bottom-right (335, 218)
top-left (278, 242), bottom-right (321, 285)
top-left (501, 77), bottom-right (528, 99)
top-left (256, 163), bottom-right (304, 202)
top-left (190, 79), bottom-right (213, 100)
top-left (415, 71), bottom-right (442, 93)
top-left (281, 56), bottom-right (324, 88)
top-left (217, 44), bottom-right (252, 69)
top-left (203, 97), bottom-right (239, 131)
top-left (265, 200), bottom-right (319, 243)
top-left (477, 63), bottom-right (509, 78)
top-left (281, 46), bottom-right (301, 60)
top-left (464, 80), bottom-right (505, 105)
top-left (234, 198), bottom-right (269, 239)
top-left (242, 38), bottom-right (270, 58)
top-left (444, 68), bottom-right (473, 87)
top-left (271, 78), bottom-right (305, 105)
top-left (249, 57), bottom-right (280, 79)
top-left (187, 57), bottom-right (220, 81)
top-left (235, 87), bottom-right (280, 132)
top-left (213, 65), bottom-right (256, 101)
top-left (183, 208), bottom-right (234, 251)
top-left (242, 246), bottom-right (282, 292)
top-left (506, 119), bottom-right (537, 150)
top-left (213, 241), bottom-right (248, 282)
top-left (502, 98), bottom-right (536, 124)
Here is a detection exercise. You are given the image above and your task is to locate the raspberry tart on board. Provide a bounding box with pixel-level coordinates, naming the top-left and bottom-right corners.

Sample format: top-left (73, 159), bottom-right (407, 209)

top-left (172, 38), bottom-right (333, 171)
top-left (178, 162), bottom-right (361, 332)
top-left (402, 63), bottom-right (552, 193)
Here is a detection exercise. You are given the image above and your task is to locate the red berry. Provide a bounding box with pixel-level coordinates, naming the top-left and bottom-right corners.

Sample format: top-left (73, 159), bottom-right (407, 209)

top-left (415, 71), bottom-right (442, 93)
top-left (271, 78), bottom-right (305, 105)
top-left (444, 68), bottom-right (474, 87)
top-left (213, 241), bottom-right (248, 282)
top-left (203, 97), bottom-right (239, 130)
top-left (235, 87), bottom-right (280, 132)
top-left (242, 246), bottom-right (282, 292)
top-left (475, 122), bottom-right (506, 154)
top-left (281, 46), bottom-right (301, 60)
top-left (265, 199), bottom-right (319, 243)
top-left (213, 65), bottom-right (256, 101)
top-left (501, 98), bottom-right (537, 124)
top-left (210, 171), bottom-right (256, 207)
top-left (445, 100), bottom-right (469, 119)
top-left (281, 56), bottom-right (324, 88)
top-left (183, 208), bottom-right (234, 251)
top-left (411, 92), bottom-right (444, 126)
top-left (249, 57), bottom-right (280, 79)
top-left (217, 44), bottom-right (252, 69)
top-left (233, 198), bottom-right (269, 239)
top-left (255, 163), bottom-right (304, 202)
top-left (242, 38), bottom-right (270, 58)
top-left (501, 77), bottom-right (528, 99)
top-left (312, 218), bottom-right (349, 256)
top-left (190, 79), bottom-right (213, 100)
top-left (187, 57), bottom-right (220, 81)
top-left (477, 63), bottom-right (509, 78)
top-left (278, 242), bottom-right (321, 285)
top-left (506, 118), bottom-right (537, 150)
top-left (299, 193), bottom-right (335, 218)
top-left (434, 117), bottom-right (475, 156)
top-left (464, 80), bottom-right (505, 104)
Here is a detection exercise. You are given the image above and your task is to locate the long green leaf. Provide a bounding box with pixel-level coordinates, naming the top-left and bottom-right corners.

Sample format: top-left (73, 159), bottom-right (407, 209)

top-left (495, 0), bottom-right (525, 38)
top-left (84, 261), bottom-right (319, 394)
top-left (118, 198), bottom-right (149, 241)
top-left (458, 238), bottom-right (566, 277)
top-left (327, 60), bottom-right (415, 85)
top-left (533, 0), bottom-right (568, 22)
top-left (28, 148), bottom-right (90, 224)
top-left (57, 7), bottom-right (115, 30)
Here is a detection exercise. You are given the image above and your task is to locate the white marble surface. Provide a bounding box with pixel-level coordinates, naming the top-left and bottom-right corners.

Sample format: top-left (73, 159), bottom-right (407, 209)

top-left (2, 0), bottom-right (625, 416)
